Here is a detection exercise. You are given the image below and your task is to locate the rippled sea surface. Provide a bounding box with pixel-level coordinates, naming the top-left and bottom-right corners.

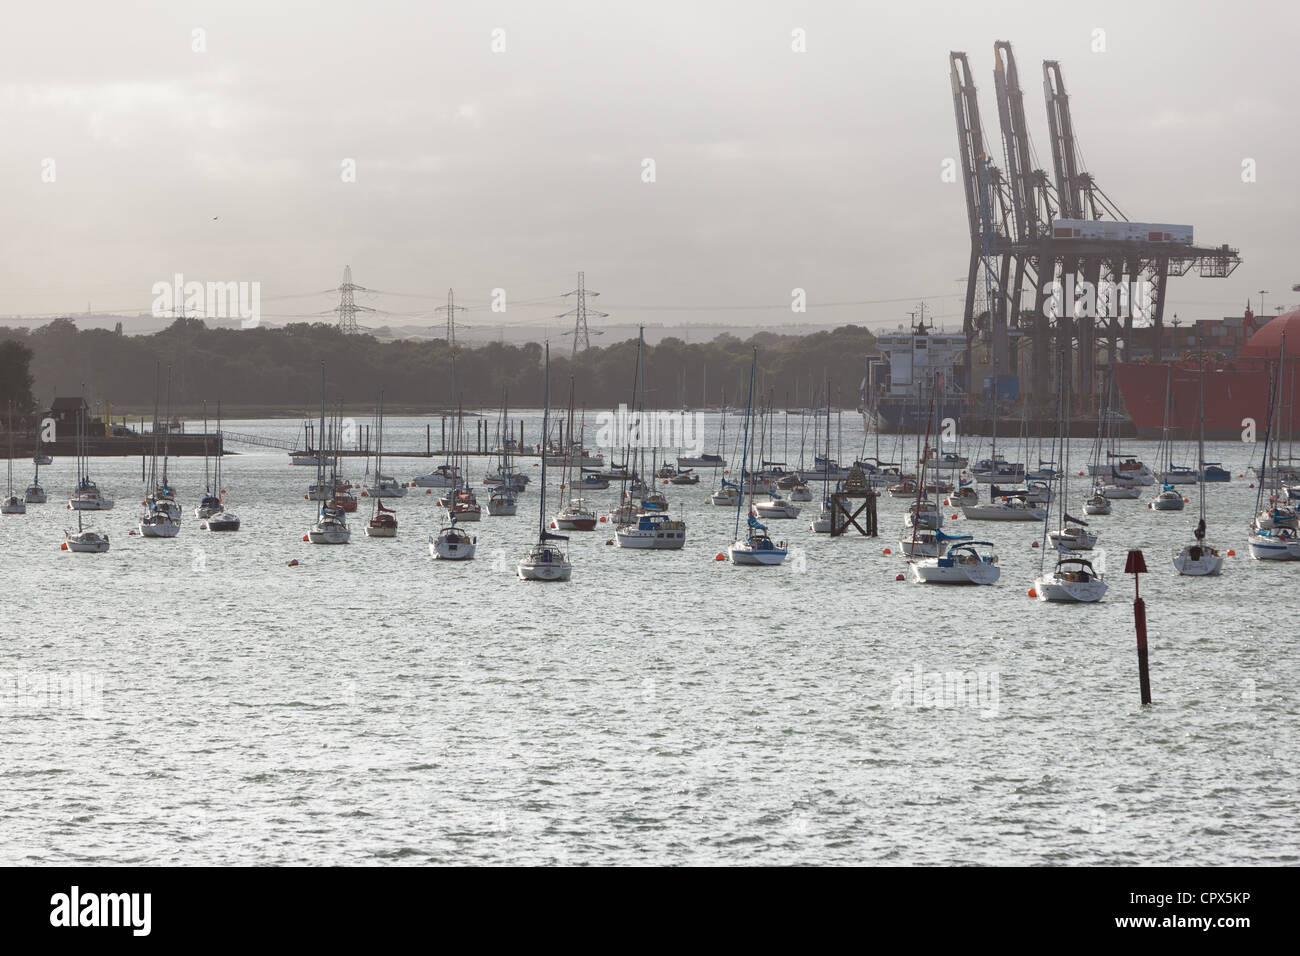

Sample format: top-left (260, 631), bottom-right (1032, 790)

top-left (2, 413), bottom-right (1297, 865)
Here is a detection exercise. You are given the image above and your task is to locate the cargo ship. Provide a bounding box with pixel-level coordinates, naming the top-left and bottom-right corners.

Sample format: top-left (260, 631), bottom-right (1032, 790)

top-left (1113, 309), bottom-right (1300, 440)
top-left (862, 321), bottom-right (968, 431)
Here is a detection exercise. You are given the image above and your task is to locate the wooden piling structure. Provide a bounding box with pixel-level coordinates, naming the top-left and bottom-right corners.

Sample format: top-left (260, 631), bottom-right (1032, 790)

top-left (829, 466), bottom-right (877, 537)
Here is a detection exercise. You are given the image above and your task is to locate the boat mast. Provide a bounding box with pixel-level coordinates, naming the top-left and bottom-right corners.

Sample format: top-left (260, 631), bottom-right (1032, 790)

top-left (317, 363), bottom-right (326, 521)
top-left (734, 349), bottom-right (757, 542)
top-left (539, 344), bottom-right (550, 538)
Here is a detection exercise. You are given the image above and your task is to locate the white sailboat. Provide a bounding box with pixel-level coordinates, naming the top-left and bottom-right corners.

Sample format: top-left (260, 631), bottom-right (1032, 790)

top-left (485, 389), bottom-right (519, 516)
top-left (910, 540), bottom-right (1001, 585)
top-left (24, 419), bottom-right (47, 503)
top-left (68, 388), bottom-right (113, 511)
top-left (363, 393), bottom-right (400, 537)
top-left (3, 403), bottom-right (26, 514)
top-left (430, 513), bottom-right (476, 559)
top-left (308, 365), bottom-right (350, 545)
top-left (518, 345), bottom-right (572, 581)
top-left (203, 402), bottom-right (240, 531)
top-left (138, 368), bottom-right (180, 538)
top-left (195, 401), bottom-right (223, 519)
top-left (1034, 364), bottom-right (1107, 603)
top-left (728, 350), bottom-right (788, 566)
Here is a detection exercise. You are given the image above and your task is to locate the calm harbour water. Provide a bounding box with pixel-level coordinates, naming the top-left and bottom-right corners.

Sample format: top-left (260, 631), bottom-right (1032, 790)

top-left (1, 412), bottom-right (1296, 865)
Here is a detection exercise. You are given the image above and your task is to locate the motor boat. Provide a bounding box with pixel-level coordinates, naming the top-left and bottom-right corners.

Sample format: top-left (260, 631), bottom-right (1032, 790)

top-left (1200, 462), bottom-right (1230, 483)
top-left (960, 498), bottom-right (1046, 522)
top-left (910, 541), bottom-right (1001, 585)
top-left (1034, 556), bottom-right (1108, 603)
top-left (411, 464), bottom-right (461, 488)
top-left (616, 511), bottom-right (686, 549)
top-left (788, 482), bottom-right (813, 501)
top-left (677, 453), bottom-right (724, 469)
top-left (670, 470), bottom-right (700, 486)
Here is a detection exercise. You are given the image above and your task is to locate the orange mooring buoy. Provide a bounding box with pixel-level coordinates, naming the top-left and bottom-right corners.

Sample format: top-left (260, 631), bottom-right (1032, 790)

top-left (883, 547), bottom-right (892, 554)
top-left (714, 553), bottom-right (726, 561)
top-left (287, 559), bottom-right (299, 567)
top-left (599, 515), bottom-right (607, 522)
top-left (302, 534), bottom-right (309, 541)
top-left (1227, 549), bottom-right (1236, 556)
top-left (895, 574), bottom-right (904, 581)
top-left (60, 542), bottom-right (68, 550)
top-left (1028, 588), bottom-right (1037, 598)
top-left (1032, 541), bottom-right (1039, 548)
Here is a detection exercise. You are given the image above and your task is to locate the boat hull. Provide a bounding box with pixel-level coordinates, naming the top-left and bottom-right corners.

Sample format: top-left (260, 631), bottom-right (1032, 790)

top-left (728, 543), bottom-right (787, 565)
top-left (517, 559), bottom-right (571, 580)
top-left (69, 497), bottom-right (114, 511)
top-left (910, 562), bottom-right (1000, 585)
top-left (65, 532), bottom-right (109, 553)
top-left (1172, 546), bottom-right (1224, 575)
top-left (1034, 575), bottom-right (1108, 602)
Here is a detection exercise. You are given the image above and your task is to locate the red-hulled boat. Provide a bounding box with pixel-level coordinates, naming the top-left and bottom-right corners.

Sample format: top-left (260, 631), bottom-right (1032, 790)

top-left (1114, 309), bottom-right (1300, 440)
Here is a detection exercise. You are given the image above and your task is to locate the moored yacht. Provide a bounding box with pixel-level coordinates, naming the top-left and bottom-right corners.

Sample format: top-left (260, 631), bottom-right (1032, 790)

top-left (910, 541), bottom-right (1001, 585)
top-left (615, 511), bottom-right (686, 549)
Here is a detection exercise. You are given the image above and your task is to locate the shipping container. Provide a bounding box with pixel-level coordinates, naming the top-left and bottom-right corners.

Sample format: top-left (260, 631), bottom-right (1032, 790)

top-left (1050, 219), bottom-right (1193, 245)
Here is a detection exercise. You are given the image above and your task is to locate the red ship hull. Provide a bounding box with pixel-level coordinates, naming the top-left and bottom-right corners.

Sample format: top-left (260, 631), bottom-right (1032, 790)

top-left (1113, 358), bottom-right (1300, 440)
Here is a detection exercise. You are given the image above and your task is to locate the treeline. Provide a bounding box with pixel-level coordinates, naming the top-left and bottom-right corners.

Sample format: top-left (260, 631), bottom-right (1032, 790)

top-left (0, 317), bottom-right (877, 412)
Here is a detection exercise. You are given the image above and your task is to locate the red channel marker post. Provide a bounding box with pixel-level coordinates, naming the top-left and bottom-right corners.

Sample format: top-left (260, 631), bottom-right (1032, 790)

top-left (1125, 549), bottom-right (1151, 705)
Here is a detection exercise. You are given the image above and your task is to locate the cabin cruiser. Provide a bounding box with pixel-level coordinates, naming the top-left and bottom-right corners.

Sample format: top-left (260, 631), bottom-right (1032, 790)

top-left (412, 464), bottom-right (462, 488)
top-left (616, 512), bottom-right (686, 550)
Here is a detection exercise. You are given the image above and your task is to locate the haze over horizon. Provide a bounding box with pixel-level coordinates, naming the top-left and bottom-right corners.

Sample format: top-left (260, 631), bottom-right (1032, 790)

top-left (3, 0), bottom-right (1297, 337)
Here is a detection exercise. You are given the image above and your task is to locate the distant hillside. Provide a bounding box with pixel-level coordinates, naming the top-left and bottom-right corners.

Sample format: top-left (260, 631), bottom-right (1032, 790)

top-left (0, 317), bottom-right (877, 412)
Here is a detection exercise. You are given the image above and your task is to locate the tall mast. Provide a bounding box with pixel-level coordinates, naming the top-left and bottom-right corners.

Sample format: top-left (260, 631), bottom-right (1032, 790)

top-left (317, 363), bottom-right (326, 519)
top-left (734, 349), bottom-right (757, 541)
top-left (539, 343), bottom-right (550, 536)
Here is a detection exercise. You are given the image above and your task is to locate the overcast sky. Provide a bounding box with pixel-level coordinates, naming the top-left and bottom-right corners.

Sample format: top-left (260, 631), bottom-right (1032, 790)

top-left (2, 0), bottom-right (1296, 336)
